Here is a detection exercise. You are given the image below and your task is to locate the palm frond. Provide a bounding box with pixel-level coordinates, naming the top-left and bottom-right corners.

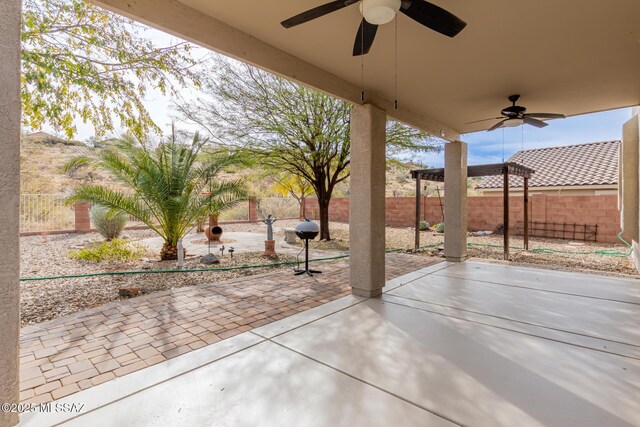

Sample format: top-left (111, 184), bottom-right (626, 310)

top-left (64, 132), bottom-right (248, 254)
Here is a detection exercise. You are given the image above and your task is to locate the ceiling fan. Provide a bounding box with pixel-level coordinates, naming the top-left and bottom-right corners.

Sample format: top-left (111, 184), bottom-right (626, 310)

top-left (468, 95), bottom-right (566, 132)
top-left (281, 0), bottom-right (467, 56)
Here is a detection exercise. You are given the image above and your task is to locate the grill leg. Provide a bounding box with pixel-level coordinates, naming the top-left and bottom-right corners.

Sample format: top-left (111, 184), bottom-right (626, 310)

top-left (294, 239), bottom-right (322, 276)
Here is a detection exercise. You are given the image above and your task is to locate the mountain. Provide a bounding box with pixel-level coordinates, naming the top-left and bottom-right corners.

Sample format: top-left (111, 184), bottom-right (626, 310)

top-left (19, 133), bottom-right (480, 197)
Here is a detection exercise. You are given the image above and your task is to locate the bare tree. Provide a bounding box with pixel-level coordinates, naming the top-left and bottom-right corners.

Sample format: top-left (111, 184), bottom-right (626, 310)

top-left (176, 58), bottom-right (439, 240)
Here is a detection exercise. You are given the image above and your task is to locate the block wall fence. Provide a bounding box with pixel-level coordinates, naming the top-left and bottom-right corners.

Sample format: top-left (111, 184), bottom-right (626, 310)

top-left (304, 195), bottom-right (621, 243)
top-left (19, 198), bottom-right (260, 237)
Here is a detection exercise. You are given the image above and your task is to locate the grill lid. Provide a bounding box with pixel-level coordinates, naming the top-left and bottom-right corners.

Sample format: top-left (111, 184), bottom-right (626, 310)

top-left (295, 219), bottom-right (320, 239)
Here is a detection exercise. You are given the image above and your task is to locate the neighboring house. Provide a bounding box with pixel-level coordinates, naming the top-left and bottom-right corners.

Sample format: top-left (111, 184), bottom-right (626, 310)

top-left (477, 140), bottom-right (620, 196)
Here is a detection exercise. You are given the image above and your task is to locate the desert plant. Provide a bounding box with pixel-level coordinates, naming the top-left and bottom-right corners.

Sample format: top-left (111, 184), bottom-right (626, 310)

top-left (196, 214), bottom-right (207, 233)
top-left (419, 220), bottom-right (430, 231)
top-left (435, 223), bottom-right (445, 233)
top-left (90, 204), bottom-right (128, 240)
top-left (65, 130), bottom-right (248, 260)
top-left (69, 238), bottom-right (147, 263)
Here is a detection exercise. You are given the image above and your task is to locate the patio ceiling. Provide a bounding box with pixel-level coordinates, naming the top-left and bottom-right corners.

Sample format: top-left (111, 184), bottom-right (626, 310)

top-left (92, 0), bottom-right (640, 138)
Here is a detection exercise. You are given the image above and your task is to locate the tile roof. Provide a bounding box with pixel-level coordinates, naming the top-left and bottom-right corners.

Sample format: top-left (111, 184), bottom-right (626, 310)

top-left (477, 140), bottom-right (620, 189)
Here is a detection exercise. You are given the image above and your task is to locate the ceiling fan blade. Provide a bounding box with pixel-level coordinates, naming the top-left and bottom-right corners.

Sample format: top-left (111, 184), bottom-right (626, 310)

top-left (523, 116), bottom-right (549, 128)
top-left (281, 0), bottom-right (358, 28)
top-left (353, 19), bottom-right (379, 56)
top-left (466, 117), bottom-right (503, 125)
top-left (400, 0), bottom-right (467, 38)
top-left (526, 113), bottom-right (566, 120)
top-left (487, 119), bottom-right (507, 132)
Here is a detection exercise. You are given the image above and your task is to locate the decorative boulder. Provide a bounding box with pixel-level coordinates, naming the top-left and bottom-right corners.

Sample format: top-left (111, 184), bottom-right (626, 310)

top-left (200, 253), bottom-right (220, 265)
top-left (119, 287), bottom-right (140, 297)
top-left (284, 228), bottom-right (298, 244)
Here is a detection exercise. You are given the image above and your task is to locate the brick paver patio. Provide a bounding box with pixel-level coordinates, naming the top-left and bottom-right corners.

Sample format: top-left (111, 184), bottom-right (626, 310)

top-left (19, 253), bottom-right (439, 404)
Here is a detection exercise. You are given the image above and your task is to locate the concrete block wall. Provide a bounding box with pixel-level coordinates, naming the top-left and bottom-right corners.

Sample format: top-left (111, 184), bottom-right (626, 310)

top-left (248, 197), bottom-right (258, 222)
top-left (74, 202), bottom-right (92, 233)
top-left (305, 194), bottom-right (621, 243)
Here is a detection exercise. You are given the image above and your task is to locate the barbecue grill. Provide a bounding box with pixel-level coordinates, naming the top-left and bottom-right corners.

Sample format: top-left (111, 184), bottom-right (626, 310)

top-left (294, 219), bottom-right (321, 276)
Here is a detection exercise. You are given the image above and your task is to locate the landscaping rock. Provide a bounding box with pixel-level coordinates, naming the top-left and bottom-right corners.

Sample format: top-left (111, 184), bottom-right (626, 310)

top-left (472, 231), bottom-right (493, 236)
top-left (200, 253), bottom-right (220, 265)
top-left (283, 228), bottom-right (297, 244)
top-left (119, 287), bottom-right (139, 297)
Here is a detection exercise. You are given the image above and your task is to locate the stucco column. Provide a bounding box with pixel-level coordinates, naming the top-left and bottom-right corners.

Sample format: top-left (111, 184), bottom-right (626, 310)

top-left (0, 0), bottom-right (22, 425)
top-left (444, 141), bottom-right (468, 262)
top-left (621, 112), bottom-right (640, 272)
top-left (621, 115), bottom-right (639, 243)
top-left (349, 104), bottom-right (386, 297)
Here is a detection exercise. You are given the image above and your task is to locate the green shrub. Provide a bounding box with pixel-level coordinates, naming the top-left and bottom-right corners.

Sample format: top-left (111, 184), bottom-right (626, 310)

top-left (419, 220), bottom-right (430, 231)
top-left (90, 204), bottom-right (128, 240)
top-left (69, 239), bottom-right (147, 263)
top-left (435, 223), bottom-right (445, 233)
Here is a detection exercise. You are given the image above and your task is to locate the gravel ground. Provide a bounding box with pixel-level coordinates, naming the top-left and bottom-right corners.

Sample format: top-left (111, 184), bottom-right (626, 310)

top-left (20, 229), bottom-right (311, 325)
top-left (250, 220), bottom-right (636, 276)
top-left (20, 221), bottom-right (637, 325)
top-left (288, 221), bottom-right (635, 277)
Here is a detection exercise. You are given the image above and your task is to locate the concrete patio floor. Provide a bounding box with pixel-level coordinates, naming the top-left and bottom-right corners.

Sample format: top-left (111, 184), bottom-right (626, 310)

top-left (21, 261), bottom-right (640, 427)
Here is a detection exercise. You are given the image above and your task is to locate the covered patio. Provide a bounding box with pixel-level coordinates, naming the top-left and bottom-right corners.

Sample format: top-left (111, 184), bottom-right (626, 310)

top-left (2, 1), bottom-right (640, 426)
top-left (21, 261), bottom-right (640, 426)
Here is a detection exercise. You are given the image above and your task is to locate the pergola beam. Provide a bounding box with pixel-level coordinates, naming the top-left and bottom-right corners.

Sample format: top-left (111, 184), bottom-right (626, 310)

top-left (411, 162), bottom-right (534, 181)
top-left (412, 161), bottom-right (534, 260)
top-left (90, 0), bottom-right (461, 141)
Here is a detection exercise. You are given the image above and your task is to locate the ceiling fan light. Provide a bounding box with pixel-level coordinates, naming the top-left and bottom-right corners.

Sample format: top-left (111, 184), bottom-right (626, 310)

top-left (503, 118), bottom-right (524, 128)
top-left (360, 0), bottom-right (401, 25)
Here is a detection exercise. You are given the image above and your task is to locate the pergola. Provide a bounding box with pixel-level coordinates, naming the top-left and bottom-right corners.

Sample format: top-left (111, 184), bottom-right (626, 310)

top-left (411, 162), bottom-right (535, 260)
top-left (2, 1), bottom-right (640, 423)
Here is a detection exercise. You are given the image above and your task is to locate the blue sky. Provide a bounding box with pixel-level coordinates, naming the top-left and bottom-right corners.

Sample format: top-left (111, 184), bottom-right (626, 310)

top-left (420, 107), bottom-right (631, 168)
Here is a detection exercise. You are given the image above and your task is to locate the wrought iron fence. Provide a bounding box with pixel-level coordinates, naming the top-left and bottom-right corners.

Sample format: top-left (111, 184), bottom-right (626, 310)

top-left (218, 200), bottom-right (250, 222)
top-left (257, 198), bottom-right (301, 220)
top-left (19, 195), bottom-right (301, 233)
top-left (20, 194), bottom-right (74, 232)
top-left (86, 204), bottom-right (148, 229)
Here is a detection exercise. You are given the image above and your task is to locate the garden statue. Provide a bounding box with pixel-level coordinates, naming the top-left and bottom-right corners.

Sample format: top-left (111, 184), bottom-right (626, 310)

top-left (263, 214), bottom-right (277, 256)
top-left (263, 214), bottom-right (277, 240)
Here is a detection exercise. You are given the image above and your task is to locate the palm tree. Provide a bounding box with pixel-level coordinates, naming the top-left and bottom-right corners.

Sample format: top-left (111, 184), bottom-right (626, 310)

top-left (65, 131), bottom-right (248, 260)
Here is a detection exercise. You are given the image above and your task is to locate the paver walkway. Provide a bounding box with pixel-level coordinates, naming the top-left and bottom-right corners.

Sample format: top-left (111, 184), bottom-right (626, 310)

top-left (19, 253), bottom-right (439, 404)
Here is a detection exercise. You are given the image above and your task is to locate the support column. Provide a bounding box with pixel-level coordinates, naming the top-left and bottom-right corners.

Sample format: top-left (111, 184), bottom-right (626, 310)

top-left (414, 174), bottom-right (421, 250)
top-left (621, 115), bottom-right (639, 244)
top-left (0, 0), bottom-right (22, 425)
top-left (444, 141), bottom-right (468, 262)
top-left (349, 104), bottom-right (386, 297)
top-left (503, 167), bottom-right (510, 260)
top-left (621, 113), bottom-right (640, 272)
top-left (524, 177), bottom-right (529, 250)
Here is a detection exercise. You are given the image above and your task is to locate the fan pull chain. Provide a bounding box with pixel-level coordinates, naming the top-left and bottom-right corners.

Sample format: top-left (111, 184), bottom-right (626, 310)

top-left (361, 19), bottom-right (365, 102)
top-left (394, 14), bottom-right (398, 110)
